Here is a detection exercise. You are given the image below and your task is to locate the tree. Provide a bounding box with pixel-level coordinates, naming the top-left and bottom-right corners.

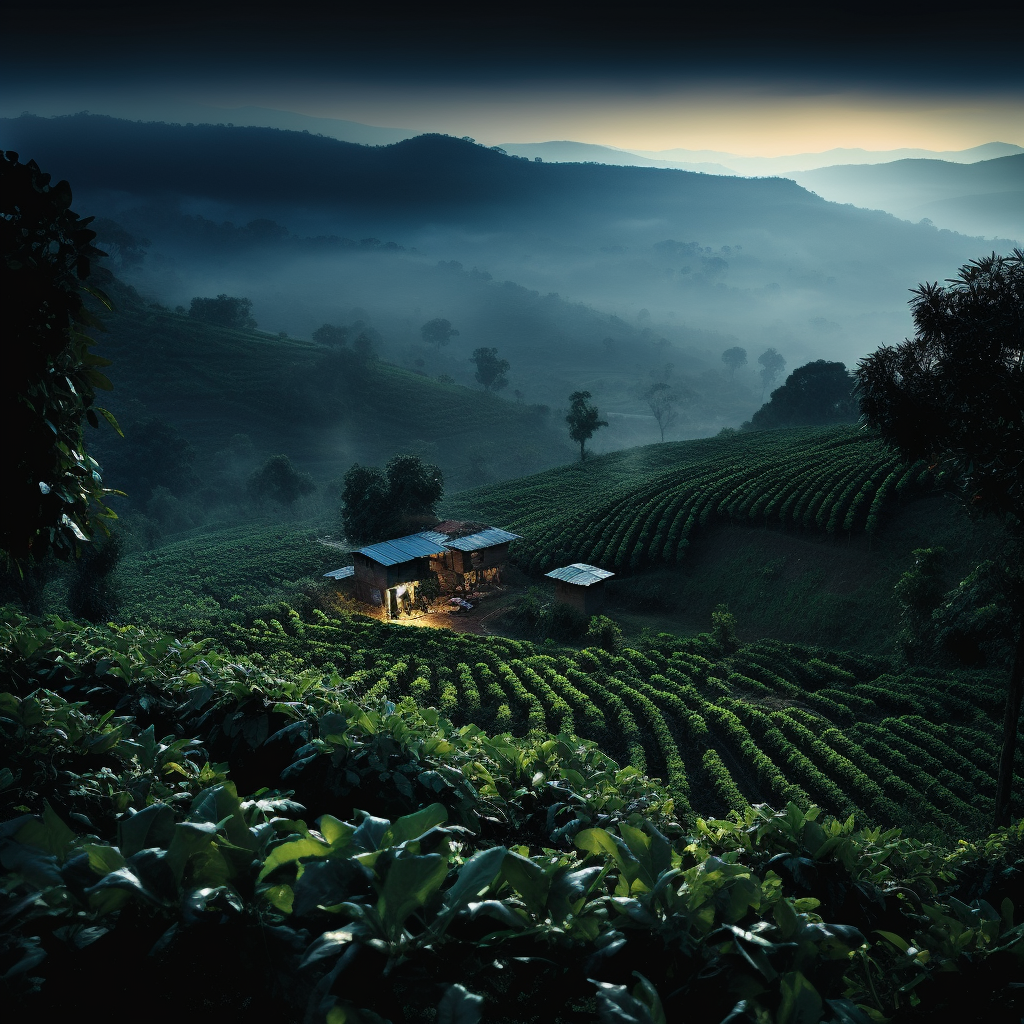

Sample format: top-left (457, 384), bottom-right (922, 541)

top-left (341, 455), bottom-right (444, 544)
top-left (471, 347), bottom-right (510, 392)
top-left (745, 360), bottom-right (857, 430)
top-left (2, 152), bottom-right (117, 564)
top-left (313, 323), bottom-right (348, 346)
top-left (189, 294), bottom-right (257, 330)
top-left (421, 317), bottom-right (460, 350)
top-left (640, 381), bottom-right (681, 441)
top-left (757, 348), bottom-right (786, 399)
top-left (855, 248), bottom-right (1024, 825)
top-left (722, 346), bottom-right (747, 375)
top-left (566, 391), bottom-right (608, 461)
top-left (247, 455), bottom-right (315, 506)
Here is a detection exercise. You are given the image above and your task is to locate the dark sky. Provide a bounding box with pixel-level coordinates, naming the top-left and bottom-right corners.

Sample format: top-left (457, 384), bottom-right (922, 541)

top-left (6, 1), bottom-right (1022, 152)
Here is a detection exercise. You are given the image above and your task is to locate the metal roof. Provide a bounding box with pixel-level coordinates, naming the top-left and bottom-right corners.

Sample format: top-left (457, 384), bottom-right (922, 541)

top-left (356, 531), bottom-right (449, 566)
top-left (323, 566), bottom-right (355, 580)
top-left (442, 526), bottom-right (521, 552)
top-left (545, 563), bottom-right (615, 586)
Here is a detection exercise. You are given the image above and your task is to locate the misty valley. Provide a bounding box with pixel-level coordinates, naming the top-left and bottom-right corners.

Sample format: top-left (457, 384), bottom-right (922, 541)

top-left (4, 110), bottom-right (1024, 1024)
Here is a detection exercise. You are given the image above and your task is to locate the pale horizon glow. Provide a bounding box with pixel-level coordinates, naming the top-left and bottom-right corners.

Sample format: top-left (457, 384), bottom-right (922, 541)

top-left (218, 84), bottom-right (1024, 156)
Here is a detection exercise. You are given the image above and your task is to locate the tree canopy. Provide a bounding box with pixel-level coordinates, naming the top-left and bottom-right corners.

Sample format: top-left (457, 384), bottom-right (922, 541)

top-left (746, 360), bottom-right (857, 431)
top-left (341, 454), bottom-right (444, 544)
top-left (757, 348), bottom-right (787, 398)
top-left (470, 347), bottom-right (510, 391)
top-left (566, 391), bottom-right (608, 461)
top-left (421, 317), bottom-right (459, 350)
top-left (721, 346), bottom-right (747, 375)
top-left (189, 294), bottom-right (257, 330)
top-left (856, 248), bottom-right (1024, 824)
top-left (247, 454), bottom-right (315, 506)
top-left (2, 151), bottom-right (117, 564)
top-left (312, 323), bottom-right (349, 346)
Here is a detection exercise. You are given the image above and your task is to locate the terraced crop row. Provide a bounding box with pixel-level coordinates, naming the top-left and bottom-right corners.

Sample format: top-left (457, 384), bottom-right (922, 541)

top-left (447, 426), bottom-right (930, 575)
top-left (225, 604), bottom-right (1018, 843)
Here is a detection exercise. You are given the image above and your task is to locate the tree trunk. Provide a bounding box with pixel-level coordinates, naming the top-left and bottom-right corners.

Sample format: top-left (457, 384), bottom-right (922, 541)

top-left (994, 613), bottom-right (1024, 826)
top-left (580, 440), bottom-right (586, 462)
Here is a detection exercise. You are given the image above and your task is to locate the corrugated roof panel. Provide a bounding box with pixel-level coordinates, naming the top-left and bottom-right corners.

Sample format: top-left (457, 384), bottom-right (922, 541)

top-left (443, 526), bottom-right (521, 552)
top-left (545, 563), bottom-right (615, 586)
top-left (357, 531), bottom-right (449, 566)
top-left (323, 566), bottom-right (355, 580)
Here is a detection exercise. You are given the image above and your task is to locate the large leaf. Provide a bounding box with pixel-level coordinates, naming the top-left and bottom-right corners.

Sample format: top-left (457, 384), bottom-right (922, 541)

top-left (437, 984), bottom-right (484, 1024)
top-left (377, 853), bottom-right (448, 940)
top-left (118, 802), bottom-right (175, 858)
top-left (440, 846), bottom-right (508, 917)
top-left (189, 782), bottom-right (253, 850)
top-left (379, 803), bottom-right (448, 849)
top-left (501, 852), bottom-right (551, 917)
top-left (15, 801), bottom-right (76, 860)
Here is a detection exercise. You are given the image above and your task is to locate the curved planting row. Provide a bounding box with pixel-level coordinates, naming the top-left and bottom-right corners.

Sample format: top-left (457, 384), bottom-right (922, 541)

top-left (499, 427), bottom-right (926, 575)
top-left (220, 604), bottom-right (1018, 843)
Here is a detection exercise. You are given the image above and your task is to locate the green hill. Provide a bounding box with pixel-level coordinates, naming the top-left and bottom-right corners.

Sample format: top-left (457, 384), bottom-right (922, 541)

top-left (443, 426), bottom-right (1005, 652)
top-left (90, 291), bottom-right (573, 495)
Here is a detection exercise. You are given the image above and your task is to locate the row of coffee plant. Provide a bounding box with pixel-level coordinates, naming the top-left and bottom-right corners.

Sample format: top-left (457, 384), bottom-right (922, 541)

top-left (180, 602), bottom-right (1020, 844)
top-left (3, 607), bottom-right (1024, 1023)
top-left (446, 426), bottom-right (931, 574)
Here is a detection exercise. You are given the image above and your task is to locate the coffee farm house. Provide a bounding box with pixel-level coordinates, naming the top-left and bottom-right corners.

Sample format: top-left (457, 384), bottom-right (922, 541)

top-left (325, 521), bottom-right (520, 619)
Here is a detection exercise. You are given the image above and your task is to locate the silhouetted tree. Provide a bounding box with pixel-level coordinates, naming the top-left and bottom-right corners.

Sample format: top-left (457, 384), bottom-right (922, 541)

top-left (2, 152), bottom-right (116, 563)
top-left (341, 455), bottom-right (444, 544)
top-left (722, 346), bottom-right (747, 375)
top-left (746, 360), bottom-right (857, 430)
top-left (471, 347), bottom-right (510, 391)
top-left (421, 317), bottom-right (460, 350)
top-left (313, 323), bottom-right (349, 346)
top-left (757, 348), bottom-right (786, 398)
top-left (248, 455), bottom-right (315, 506)
top-left (566, 391), bottom-right (608, 461)
top-left (856, 248), bottom-right (1024, 825)
top-left (639, 381), bottom-right (681, 441)
top-left (189, 294), bottom-right (257, 330)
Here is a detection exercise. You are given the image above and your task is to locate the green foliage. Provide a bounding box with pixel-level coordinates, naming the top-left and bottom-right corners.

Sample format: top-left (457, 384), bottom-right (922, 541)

top-left (894, 547), bottom-right (947, 661)
top-left (586, 614), bottom-right (624, 654)
top-left (421, 317), bottom-right (460, 349)
top-left (248, 454), bottom-right (316, 506)
top-left (2, 152), bottom-right (118, 562)
top-left (312, 322), bottom-right (349, 346)
top-left (747, 360), bottom-right (858, 431)
top-left (341, 455), bottom-right (445, 544)
top-left (447, 426), bottom-right (931, 577)
top-left (758, 347), bottom-right (786, 398)
top-left (470, 346), bottom-right (510, 392)
top-left (3, 610), bottom-right (1024, 1022)
top-left (566, 390), bottom-right (608, 461)
top-left (722, 346), bottom-right (747, 374)
top-left (711, 603), bottom-right (739, 654)
top-left (188, 293), bottom-right (256, 330)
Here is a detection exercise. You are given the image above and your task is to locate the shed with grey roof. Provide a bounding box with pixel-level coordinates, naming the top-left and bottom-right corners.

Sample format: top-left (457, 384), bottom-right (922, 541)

top-left (429, 524), bottom-right (521, 590)
top-left (545, 562), bottom-right (615, 616)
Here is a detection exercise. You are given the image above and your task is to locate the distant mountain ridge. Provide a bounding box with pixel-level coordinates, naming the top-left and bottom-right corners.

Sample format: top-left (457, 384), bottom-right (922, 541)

top-left (624, 142), bottom-right (1024, 175)
top-left (791, 154), bottom-right (1024, 240)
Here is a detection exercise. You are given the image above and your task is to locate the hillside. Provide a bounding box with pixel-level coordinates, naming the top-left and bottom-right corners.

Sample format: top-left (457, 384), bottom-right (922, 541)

top-left (1, 113), bottom-right (1002, 379)
top-left (442, 426), bottom-right (1005, 651)
top-left (88, 288), bottom-right (574, 494)
top-left (792, 154), bottom-right (1024, 240)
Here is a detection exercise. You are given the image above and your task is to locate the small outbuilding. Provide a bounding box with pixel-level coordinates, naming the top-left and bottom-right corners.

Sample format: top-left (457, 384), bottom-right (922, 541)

top-left (323, 522), bottom-right (520, 619)
top-left (429, 521), bottom-right (521, 592)
top-left (545, 562), bottom-right (615, 616)
top-left (350, 531), bottom-right (450, 618)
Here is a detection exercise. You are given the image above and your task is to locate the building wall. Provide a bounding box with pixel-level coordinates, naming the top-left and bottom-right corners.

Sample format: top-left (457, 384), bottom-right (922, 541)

top-left (554, 579), bottom-right (605, 616)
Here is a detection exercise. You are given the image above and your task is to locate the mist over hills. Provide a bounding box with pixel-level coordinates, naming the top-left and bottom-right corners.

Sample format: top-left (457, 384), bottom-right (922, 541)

top-left (3, 111), bottom-right (1013, 457)
top-left (792, 154), bottom-right (1024, 241)
top-left (626, 141), bottom-right (1024, 175)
